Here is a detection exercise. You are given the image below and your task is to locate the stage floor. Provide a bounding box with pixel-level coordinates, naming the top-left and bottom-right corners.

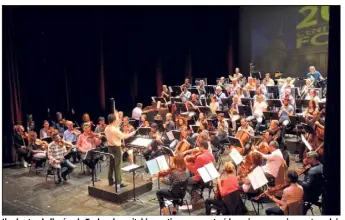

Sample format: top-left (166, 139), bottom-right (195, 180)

top-left (2, 150), bottom-right (321, 215)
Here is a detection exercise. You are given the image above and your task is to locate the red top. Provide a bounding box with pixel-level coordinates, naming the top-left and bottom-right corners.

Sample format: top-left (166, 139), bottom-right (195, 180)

top-left (187, 151), bottom-right (215, 182)
top-left (220, 174), bottom-right (239, 197)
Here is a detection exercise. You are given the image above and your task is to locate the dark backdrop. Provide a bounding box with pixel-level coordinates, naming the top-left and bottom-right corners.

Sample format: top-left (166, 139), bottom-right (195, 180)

top-left (3, 6), bottom-right (239, 162)
top-left (239, 6), bottom-right (329, 77)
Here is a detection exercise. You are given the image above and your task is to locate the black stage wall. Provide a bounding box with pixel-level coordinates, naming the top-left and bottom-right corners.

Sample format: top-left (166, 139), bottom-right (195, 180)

top-left (3, 6), bottom-right (239, 163)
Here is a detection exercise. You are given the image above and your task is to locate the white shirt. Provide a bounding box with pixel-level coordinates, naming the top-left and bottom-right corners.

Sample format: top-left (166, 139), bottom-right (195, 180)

top-left (259, 149), bottom-right (283, 178)
top-left (104, 124), bottom-right (135, 147)
top-left (131, 107), bottom-right (142, 120)
top-left (180, 91), bottom-right (191, 102)
top-left (253, 102), bottom-right (267, 117)
top-left (265, 78), bottom-right (275, 86)
top-left (209, 102), bottom-right (219, 114)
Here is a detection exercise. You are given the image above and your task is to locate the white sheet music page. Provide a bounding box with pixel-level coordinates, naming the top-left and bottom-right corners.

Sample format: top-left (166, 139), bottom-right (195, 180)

top-left (205, 162), bottom-right (220, 180)
top-left (229, 148), bottom-right (243, 165)
top-left (197, 167), bottom-right (212, 183)
top-left (168, 86), bottom-right (173, 93)
top-left (301, 134), bottom-right (313, 151)
top-left (121, 164), bottom-right (140, 172)
top-left (157, 101), bottom-right (161, 109)
top-left (166, 130), bottom-right (175, 141)
top-left (146, 159), bottom-right (160, 176)
top-left (131, 138), bottom-right (152, 147)
top-left (248, 166), bottom-right (268, 190)
top-left (156, 155), bottom-right (169, 171)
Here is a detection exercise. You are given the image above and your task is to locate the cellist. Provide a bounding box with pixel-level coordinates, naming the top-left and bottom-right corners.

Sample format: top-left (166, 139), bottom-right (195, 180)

top-left (232, 118), bottom-right (254, 155)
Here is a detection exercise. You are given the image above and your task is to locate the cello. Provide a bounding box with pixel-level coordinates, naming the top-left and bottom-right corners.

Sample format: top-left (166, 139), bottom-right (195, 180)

top-left (229, 128), bottom-right (251, 155)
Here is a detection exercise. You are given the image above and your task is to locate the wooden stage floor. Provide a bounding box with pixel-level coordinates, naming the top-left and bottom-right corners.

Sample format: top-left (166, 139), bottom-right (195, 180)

top-left (2, 150), bottom-right (321, 216)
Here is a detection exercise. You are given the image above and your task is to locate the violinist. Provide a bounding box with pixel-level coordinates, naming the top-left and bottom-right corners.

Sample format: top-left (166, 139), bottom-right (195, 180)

top-left (305, 89), bottom-right (321, 104)
top-left (155, 155), bottom-right (189, 215)
top-left (63, 120), bottom-right (80, 144)
top-left (26, 114), bottom-right (35, 132)
top-left (118, 111), bottom-right (124, 122)
top-left (139, 115), bottom-right (150, 127)
top-left (27, 131), bottom-right (47, 167)
top-left (143, 123), bottom-right (163, 161)
top-left (40, 120), bottom-right (51, 139)
top-left (205, 162), bottom-right (239, 215)
top-left (47, 132), bottom-right (76, 185)
top-left (187, 94), bottom-right (201, 108)
top-left (176, 117), bottom-right (187, 131)
top-left (13, 125), bottom-right (30, 167)
top-left (95, 117), bottom-right (107, 133)
top-left (53, 112), bottom-right (66, 135)
top-left (121, 116), bottom-right (135, 164)
top-left (280, 88), bottom-right (295, 106)
top-left (215, 86), bottom-right (226, 105)
top-left (265, 170), bottom-right (303, 215)
top-left (185, 141), bottom-right (215, 204)
top-left (217, 113), bottom-right (229, 142)
top-left (254, 141), bottom-right (283, 185)
top-left (240, 151), bottom-right (263, 193)
top-left (77, 122), bottom-right (102, 173)
top-left (268, 120), bottom-right (282, 144)
top-left (297, 151), bottom-right (324, 213)
top-left (161, 85), bottom-right (171, 99)
top-left (303, 100), bottom-right (319, 121)
top-left (163, 113), bottom-right (175, 133)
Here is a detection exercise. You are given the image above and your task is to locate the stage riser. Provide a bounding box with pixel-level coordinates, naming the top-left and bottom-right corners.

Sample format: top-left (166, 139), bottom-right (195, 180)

top-left (88, 181), bottom-right (153, 203)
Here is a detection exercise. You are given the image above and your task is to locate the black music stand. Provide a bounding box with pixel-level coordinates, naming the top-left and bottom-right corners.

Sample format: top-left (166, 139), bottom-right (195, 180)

top-left (122, 164), bottom-right (145, 203)
top-left (137, 127), bottom-right (151, 136)
top-left (175, 102), bottom-right (187, 113)
top-left (170, 97), bottom-right (182, 104)
top-left (241, 98), bottom-right (253, 106)
top-left (205, 85), bottom-right (215, 95)
top-left (42, 137), bottom-right (52, 143)
top-left (189, 88), bottom-right (199, 95)
top-left (92, 151), bottom-right (118, 193)
top-left (227, 136), bottom-right (243, 149)
top-left (216, 110), bottom-right (230, 119)
top-left (221, 98), bottom-right (230, 107)
top-left (266, 86), bottom-right (280, 99)
top-left (173, 86), bottom-right (182, 96)
top-left (171, 130), bottom-right (181, 140)
top-left (238, 105), bottom-right (252, 117)
top-left (190, 125), bottom-right (199, 133)
top-left (155, 97), bottom-right (167, 104)
top-left (249, 90), bottom-right (256, 98)
top-left (251, 72), bottom-right (262, 80)
top-left (88, 150), bottom-right (102, 185)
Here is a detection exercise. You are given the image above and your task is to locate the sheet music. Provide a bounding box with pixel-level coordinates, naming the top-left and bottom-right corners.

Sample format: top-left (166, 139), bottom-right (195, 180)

top-left (301, 134), bottom-right (312, 151)
top-left (157, 101), bottom-right (161, 109)
top-left (168, 86), bottom-right (173, 93)
top-left (146, 159), bottom-right (160, 176)
top-left (248, 166), bottom-right (268, 190)
top-left (156, 155), bottom-right (169, 171)
top-left (131, 138), bottom-right (152, 147)
top-left (197, 167), bottom-right (212, 183)
top-left (166, 131), bottom-right (175, 141)
top-left (151, 96), bottom-right (156, 102)
top-left (229, 148), bottom-right (243, 165)
top-left (121, 164), bottom-right (140, 172)
top-left (205, 163), bottom-right (220, 180)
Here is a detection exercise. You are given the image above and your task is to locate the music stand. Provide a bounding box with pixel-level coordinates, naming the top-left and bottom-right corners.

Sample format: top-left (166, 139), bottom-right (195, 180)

top-left (227, 136), bottom-right (243, 149)
top-left (190, 125), bottom-right (199, 133)
top-left (122, 164), bottom-right (145, 203)
top-left (129, 137), bottom-right (154, 166)
top-left (216, 110), bottom-right (230, 119)
top-left (200, 98), bottom-right (207, 106)
top-left (251, 72), bottom-right (262, 80)
top-left (266, 86), bottom-right (280, 99)
top-left (170, 97), bottom-right (182, 104)
top-left (155, 97), bottom-right (167, 104)
top-left (189, 88), bottom-right (199, 95)
top-left (198, 106), bottom-right (212, 116)
top-left (175, 102), bottom-right (187, 113)
top-left (241, 98), bottom-right (252, 106)
top-left (137, 127), bottom-right (151, 136)
top-left (249, 91), bottom-right (256, 98)
top-left (172, 130), bottom-right (181, 140)
top-left (42, 137), bottom-right (52, 143)
top-left (92, 151), bottom-right (118, 193)
top-left (221, 98), bottom-right (229, 107)
top-left (271, 99), bottom-right (282, 109)
top-left (173, 86), bottom-right (182, 95)
top-left (205, 85), bottom-right (215, 95)
top-left (238, 105), bottom-right (252, 117)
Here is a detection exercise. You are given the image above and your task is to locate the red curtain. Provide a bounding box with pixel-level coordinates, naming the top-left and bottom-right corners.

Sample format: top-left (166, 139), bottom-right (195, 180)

top-left (99, 38), bottom-right (106, 110)
top-left (156, 59), bottom-right (163, 96)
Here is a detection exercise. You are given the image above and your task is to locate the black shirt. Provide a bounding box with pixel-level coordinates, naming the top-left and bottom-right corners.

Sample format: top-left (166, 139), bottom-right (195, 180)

top-left (298, 163), bottom-right (324, 203)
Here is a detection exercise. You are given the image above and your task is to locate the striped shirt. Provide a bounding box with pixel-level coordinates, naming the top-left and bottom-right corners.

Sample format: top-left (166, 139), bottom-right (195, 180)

top-left (48, 142), bottom-right (67, 162)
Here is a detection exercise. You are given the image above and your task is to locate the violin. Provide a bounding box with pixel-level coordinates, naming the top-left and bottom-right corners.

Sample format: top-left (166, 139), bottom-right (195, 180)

top-left (184, 149), bottom-right (202, 164)
top-left (21, 132), bottom-right (29, 139)
top-left (35, 139), bottom-right (49, 150)
top-left (253, 183), bottom-right (289, 201)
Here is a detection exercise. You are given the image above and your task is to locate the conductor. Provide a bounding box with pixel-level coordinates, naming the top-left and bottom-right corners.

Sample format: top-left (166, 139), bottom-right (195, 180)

top-left (104, 113), bottom-right (136, 188)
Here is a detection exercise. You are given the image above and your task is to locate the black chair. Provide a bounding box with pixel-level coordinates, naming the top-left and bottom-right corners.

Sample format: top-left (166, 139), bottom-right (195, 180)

top-left (190, 180), bottom-right (213, 204)
top-left (45, 166), bottom-right (70, 183)
top-left (159, 180), bottom-right (191, 215)
top-left (29, 157), bottom-right (47, 175)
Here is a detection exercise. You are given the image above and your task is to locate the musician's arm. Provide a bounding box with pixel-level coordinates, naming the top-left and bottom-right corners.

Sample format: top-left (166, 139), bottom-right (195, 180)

top-left (267, 194), bottom-right (284, 206)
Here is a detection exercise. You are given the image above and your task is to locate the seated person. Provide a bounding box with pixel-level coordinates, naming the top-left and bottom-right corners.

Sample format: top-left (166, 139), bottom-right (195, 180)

top-left (156, 155), bottom-right (189, 215)
top-left (13, 125), bottom-right (30, 167)
top-left (209, 96), bottom-right (219, 114)
top-left (139, 114), bottom-right (150, 127)
top-left (143, 123), bottom-right (163, 161)
top-left (279, 97), bottom-right (294, 138)
top-left (47, 132), bottom-right (76, 185)
top-left (121, 116), bottom-right (135, 164)
top-left (163, 113), bottom-right (175, 132)
top-left (184, 141), bottom-right (215, 203)
top-left (53, 112), bottom-right (66, 135)
top-left (254, 141), bottom-right (283, 185)
top-left (94, 116), bottom-right (107, 133)
top-left (176, 117), bottom-right (187, 131)
top-left (27, 131), bottom-right (47, 167)
top-left (63, 120), bottom-right (80, 163)
top-left (231, 118), bottom-right (254, 154)
top-left (180, 85), bottom-right (191, 102)
top-left (246, 94), bottom-right (267, 133)
top-left (215, 86), bottom-right (226, 105)
top-left (205, 162), bottom-right (239, 215)
top-left (265, 170), bottom-right (304, 215)
top-left (76, 122), bottom-right (102, 172)
top-left (298, 152), bottom-right (324, 211)
top-left (195, 112), bottom-right (207, 126)
top-left (197, 80), bottom-right (207, 98)
top-left (216, 113), bottom-right (229, 142)
top-left (268, 120), bottom-right (282, 145)
top-left (40, 120), bottom-right (52, 139)
top-left (229, 95), bottom-right (241, 132)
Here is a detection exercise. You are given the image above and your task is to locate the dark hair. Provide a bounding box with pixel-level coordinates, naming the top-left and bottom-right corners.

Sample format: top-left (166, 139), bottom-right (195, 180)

top-left (287, 170), bottom-right (298, 183)
top-left (51, 131), bottom-right (60, 140)
top-left (137, 103), bottom-right (143, 108)
top-left (108, 114), bottom-right (116, 124)
top-left (201, 122), bottom-right (208, 130)
top-left (199, 141), bottom-right (209, 150)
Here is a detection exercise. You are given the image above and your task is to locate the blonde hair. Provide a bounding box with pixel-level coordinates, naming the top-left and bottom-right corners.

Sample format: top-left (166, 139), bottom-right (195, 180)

top-left (224, 162), bottom-right (235, 174)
